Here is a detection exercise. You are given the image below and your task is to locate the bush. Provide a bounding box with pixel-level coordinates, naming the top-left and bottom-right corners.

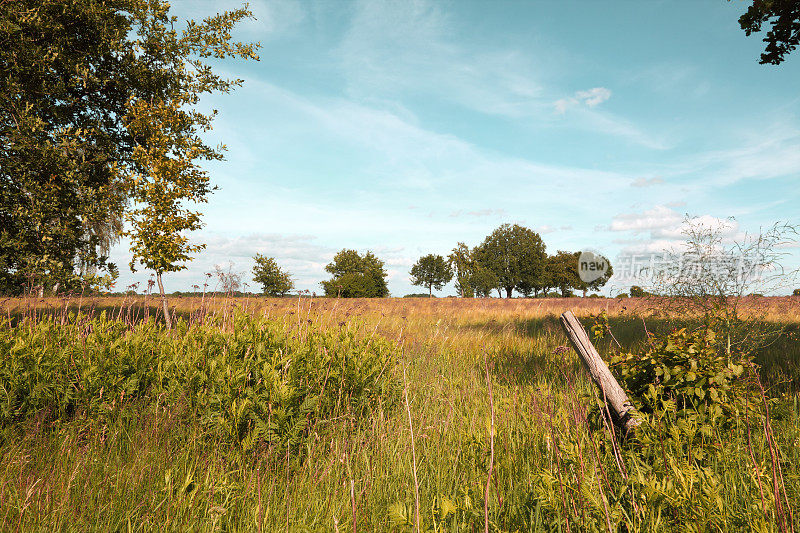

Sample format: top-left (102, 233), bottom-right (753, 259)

top-left (793, 288), bottom-right (800, 296)
top-left (611, 326), bottom-right (754, 426)
top-left (0, 312), bottom-right (399, 453)
top-left (521, 319), bottom-right (782, 531)
top-left (629, 285), bottom-right (649, 297)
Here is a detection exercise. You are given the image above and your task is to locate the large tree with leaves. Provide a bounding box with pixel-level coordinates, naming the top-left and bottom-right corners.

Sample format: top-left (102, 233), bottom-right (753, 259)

top-left (0, 1), bottom-right (258, 301)
top-left (448, 242), bottom-right (499, 297)
top-left (1, 1), bottom-right (133, 294)
top-left (571, 251), bottom-right (613, 297)
top-left (252, 254), bottom-right (294, 297)
top-left (475, 224), bottom-right (546, 298)
top-left (320, 249), bottom-right (389, 298)
top-left (410, 254), bottom-right (452, 297)
top-left (737, 0), bottom-right (800, 65)
top-left (546, 251), bottom-right (581, 298)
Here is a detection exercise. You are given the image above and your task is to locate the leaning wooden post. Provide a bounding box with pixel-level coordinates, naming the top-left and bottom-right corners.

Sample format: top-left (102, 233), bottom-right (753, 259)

top-left (559, 311), bottom-right (640, 435)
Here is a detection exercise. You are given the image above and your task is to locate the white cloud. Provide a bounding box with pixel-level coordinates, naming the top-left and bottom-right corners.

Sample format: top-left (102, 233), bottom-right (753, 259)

top-left (609, 206), bottom-right (743, 256)
top-left (449, 208), bottom-right (507, 218)
top-left (631, 177), bottom-right (664, 187)
top-left (610, 205), bottom-right (683, 234)
top-left (576, 87), bottom-right (612, 107)
top-left (334, 1), bottom-right (663, 148)
top-left (554, 87), bottom-right (612, 113)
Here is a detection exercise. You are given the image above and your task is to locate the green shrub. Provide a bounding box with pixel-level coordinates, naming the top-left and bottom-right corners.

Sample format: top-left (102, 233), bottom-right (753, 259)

top-left (611, 326), bottom-right (754, 424)
top-left (629, 285), bottom-right (649, 297)
top-left (0, 312), bottom-right (399, 452)
top-left (516, 321), bottom-right (785, 531)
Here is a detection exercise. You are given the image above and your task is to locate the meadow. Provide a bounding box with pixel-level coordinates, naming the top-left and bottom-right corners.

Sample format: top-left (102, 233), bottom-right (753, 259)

top-left (0, 295), bottom-right (798, 531)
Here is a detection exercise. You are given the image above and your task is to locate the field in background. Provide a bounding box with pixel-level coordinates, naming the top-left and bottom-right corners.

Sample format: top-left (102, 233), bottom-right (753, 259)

top-left (1, 296), bottom-right (798, 530)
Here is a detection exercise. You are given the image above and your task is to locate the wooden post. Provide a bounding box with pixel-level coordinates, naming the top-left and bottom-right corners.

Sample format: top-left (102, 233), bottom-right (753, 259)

top-left (559, 311), bottom-right (640, 435)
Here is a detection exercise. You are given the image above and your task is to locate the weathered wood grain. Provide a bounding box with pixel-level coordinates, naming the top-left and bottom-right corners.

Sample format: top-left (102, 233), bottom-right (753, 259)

top-left (560, 310), bottom-right (640, 435)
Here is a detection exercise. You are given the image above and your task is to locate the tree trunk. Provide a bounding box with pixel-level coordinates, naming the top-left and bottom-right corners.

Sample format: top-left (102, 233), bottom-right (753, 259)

top-left (156, 271), bottom-right (172, 329)
top-left (559, 311), bottom-right (640, 435)
top-left (505, 287), bottom-right (512, 298)
top-left (429, 285), bottom-right (432, 297)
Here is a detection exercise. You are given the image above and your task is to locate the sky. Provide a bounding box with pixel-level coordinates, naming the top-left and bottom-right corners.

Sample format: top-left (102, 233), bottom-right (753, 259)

top-left (109, 0), bottom-right (800, 297)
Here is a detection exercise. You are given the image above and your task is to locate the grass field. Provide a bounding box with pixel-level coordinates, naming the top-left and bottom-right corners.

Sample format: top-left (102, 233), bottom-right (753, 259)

top-left (1, 295), bottom-right (798, 531)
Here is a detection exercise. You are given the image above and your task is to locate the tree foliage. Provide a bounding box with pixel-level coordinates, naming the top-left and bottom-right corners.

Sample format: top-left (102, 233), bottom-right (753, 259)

top-left (448, 243), bottom-right (499, 297)
top-left (252, 254), bottom-right (294, 296)
top-left (448, 243), bottom-right (477, 297)
top-left (476, 224), bottom-right (546, 298)
top-left (0, 0), bottom-right (258, 303)
top-left (545, 251), bottom-right (580, 298)
top-left (121, 2), bottom-right (258, 324)
top-left (738, 0), bottom-right (800, 65)
top-left (0, 0), bottom-right (135, 294)
top-left (320, 249), bottom-right (389, 298)
top-left (410, 254), bottom-right (452, 296)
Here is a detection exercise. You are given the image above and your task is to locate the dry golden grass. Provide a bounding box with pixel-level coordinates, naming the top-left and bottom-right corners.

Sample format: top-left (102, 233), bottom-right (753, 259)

top-left (5, 293), bottom-right (800, 323)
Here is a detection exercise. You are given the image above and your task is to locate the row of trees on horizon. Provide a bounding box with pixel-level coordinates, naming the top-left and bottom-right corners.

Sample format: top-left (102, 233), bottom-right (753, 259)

top-left (242, 223), bottom-right (613, 299)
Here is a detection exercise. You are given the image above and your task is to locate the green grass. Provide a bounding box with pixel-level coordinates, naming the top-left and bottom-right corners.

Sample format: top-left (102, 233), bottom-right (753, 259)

top-left (0, 297), bottom-right (798, 531)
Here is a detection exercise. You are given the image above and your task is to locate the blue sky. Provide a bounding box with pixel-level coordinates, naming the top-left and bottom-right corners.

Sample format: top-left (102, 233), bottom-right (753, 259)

top-left (110, 0), bottom-right (800, 296)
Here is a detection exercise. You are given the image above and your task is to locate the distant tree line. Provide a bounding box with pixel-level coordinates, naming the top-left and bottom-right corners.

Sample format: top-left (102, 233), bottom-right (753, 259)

top-left (245, 223), bottom-right (612, 298)
top-left (413, 223), bottom-right (612, 298)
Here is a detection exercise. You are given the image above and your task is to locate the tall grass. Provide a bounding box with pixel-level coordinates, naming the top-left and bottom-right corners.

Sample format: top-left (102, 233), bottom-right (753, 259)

top-left (0, 295), bottom-right (798, 531)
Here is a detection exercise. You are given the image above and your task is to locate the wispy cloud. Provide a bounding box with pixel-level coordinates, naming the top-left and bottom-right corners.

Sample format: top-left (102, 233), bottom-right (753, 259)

top-left (631, 177), bottom-right (664, 187)
top-left (449, 208), bottom-right (507, 218)
top-left (336, 0), bottom-right (543, 117)
top-left (334, 0), bottom-right (664, 148)
top-left (554, 87), bottom-right (612, 113)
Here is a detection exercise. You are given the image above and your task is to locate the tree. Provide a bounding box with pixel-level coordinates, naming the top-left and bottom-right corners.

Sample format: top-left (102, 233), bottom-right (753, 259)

top-left (448, 242), bottom-right (500, 297)
top-left (738, 0), bottom-right (800, 65)
top-left (252, 254), bottom-right (294, 296)
top-left (547, 251), bottom-right (582, 298)
top-left (123, 3), bottom-right (259, 326)
top-left (320, 249), bottom-right (389, 298)
top-left (476, 224), bottom-right (546, 298)
top-left (410, 254), bottom-right (452, 296)
top-left (470, 265), bottom-right (500, 297)
top-left (448, 243), bottom-right (476, 297)
top-left (0, 0), bottom-right (135, 294)
top-left (0, 1), bottom-right (258, 308)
